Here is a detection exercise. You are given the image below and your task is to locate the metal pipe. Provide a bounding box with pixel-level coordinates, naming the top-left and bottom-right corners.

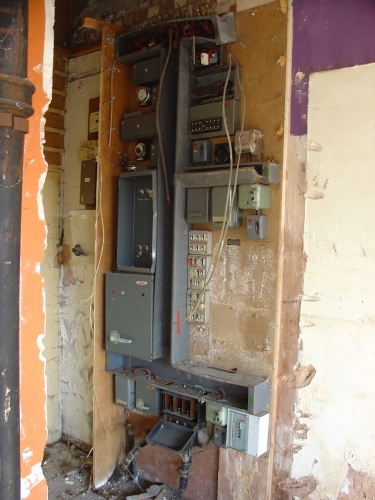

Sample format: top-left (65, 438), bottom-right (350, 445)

top-left (0, 1), bottom-right (35, 498)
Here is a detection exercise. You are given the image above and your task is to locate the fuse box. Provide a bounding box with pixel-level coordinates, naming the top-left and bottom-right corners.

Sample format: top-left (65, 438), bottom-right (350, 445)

top-left (187, 289), bottom-right (210, 324)
top-left (135, 381), bottom-right (162, 416)
top-left (212, 186), bottom-right (242, 228)
top-left (115, 376), bottom-right (135, 410)
top-left (192, 140), bottom-right (212, 164)
top-left (238, 184), bottom-right (271, 210)
top-left (246, 215), bottom-right (268, 240)
top-left (227, 409), bottom-right (269, 457)
top-left (206, 402), bottom-right (228, 426)
top-left (186, 188), bottom-right (210, 224)
top-left (189, 230), bottom-right (212, 255)
top-left (80, 159), bottom-right (97, 205)
top-left (133, 57), bottom-right (161, 85)
top-left (213, 425), bottom-right (228, 448)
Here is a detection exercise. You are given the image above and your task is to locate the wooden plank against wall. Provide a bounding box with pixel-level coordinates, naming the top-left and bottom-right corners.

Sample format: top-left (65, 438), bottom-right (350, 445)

top-left (267, 3), bottom-right (307, 498)
top-left (93, 24), bottom-right (131, 487)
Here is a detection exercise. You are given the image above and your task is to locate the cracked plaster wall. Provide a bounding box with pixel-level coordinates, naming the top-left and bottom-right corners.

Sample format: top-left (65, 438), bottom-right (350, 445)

top-left (290, 63), bottom-right (375, 499)
top-left (59, 51), bottom-right (101, 446)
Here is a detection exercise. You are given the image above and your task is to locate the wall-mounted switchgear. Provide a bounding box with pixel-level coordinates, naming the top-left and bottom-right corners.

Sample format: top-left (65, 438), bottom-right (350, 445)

top-left (186, 188), bottom-right (210, 223)
top-left (227, 409), bottom-right (269, 457)
top-left (238, 184), bottom-right (271, 210)
top-left (206, 403), bottom-right (228, 426)
top-left (246, 215), bottom-right (268, 240)
top-left (212, 186), bottom-right (242, 228)
top-left (192, 140), bottom-right (212, 164)
top-left (120, 111), bottom-right (157, 141)
top-left (133, 57), bottom-right (161, 85)
top-left (187, 231), bottom-right (212, 324)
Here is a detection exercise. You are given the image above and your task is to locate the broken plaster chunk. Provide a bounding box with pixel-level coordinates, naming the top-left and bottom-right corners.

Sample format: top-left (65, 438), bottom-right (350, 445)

top-left (304, 140), bottom-right (323, 152)
top-left (294, 364), bottom-right (316, 388)
top-left (286, 475), bottom-right (317, 497)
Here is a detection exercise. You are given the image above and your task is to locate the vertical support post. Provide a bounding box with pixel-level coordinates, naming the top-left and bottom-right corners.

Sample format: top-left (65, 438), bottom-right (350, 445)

top-left (0, 1), bottom-right (35, 497)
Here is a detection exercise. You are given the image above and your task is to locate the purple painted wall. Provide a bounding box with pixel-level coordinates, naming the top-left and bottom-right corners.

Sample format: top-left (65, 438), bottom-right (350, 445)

top-left (291, 0), bottom-right (375, 135)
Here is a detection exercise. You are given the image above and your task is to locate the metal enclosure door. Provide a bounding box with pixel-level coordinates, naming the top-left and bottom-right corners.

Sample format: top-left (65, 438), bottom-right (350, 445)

top-left (105, 272), bottom-right (154, 360)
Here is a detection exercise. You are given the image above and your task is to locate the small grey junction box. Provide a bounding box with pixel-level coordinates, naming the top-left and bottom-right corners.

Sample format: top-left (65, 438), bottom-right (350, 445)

top-left (80, 159), bottom-right (97, 205)
top-left (187, 188), bottom-right (210, 223)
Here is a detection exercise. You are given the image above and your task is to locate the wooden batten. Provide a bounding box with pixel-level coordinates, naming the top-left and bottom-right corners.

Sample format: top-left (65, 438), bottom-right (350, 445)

top-left (92, 24), bottom-right (131, 488)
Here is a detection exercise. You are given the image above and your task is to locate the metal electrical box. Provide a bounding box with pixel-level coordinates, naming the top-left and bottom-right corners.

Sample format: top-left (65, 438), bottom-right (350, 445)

top-left (212, 186), bottom-right (242, 228)
top-left (238, 184), bottom-right (271, 210)
top-left (105, 272), bottom-right (154, 360)
top-left (117, 171), bottom-right (157, 273)
top-left (192, 140), bottom-right (212, 164)
top-left (115, 376), bottom-right (135, 410)
top-left (120, 112), bottom-right (157, 141)
top-left (135, 381), bottom-right (161, 416)
top-left (227, 409), bottom-right (269, 457)
top-left (80, 159), bottom-right (97, 205)
top-left (189, 100), bottom-right (239, 140)
top-left (186, 188), bottom-right (210, 223)
top-left (133, 57), bottom-right (161, 85)
top-left (206, 403), bottom-right (228, 426)
top-left (213, 425), bottom-right (227, 448)
top-left (246, 215), bottom-right (268, 240)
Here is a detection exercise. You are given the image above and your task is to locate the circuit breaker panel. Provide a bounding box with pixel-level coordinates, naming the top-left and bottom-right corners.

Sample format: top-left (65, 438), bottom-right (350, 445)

top-left (105, 46), bottom-right (177, 361)
top-left (105, 17), bottom-right (279, 462)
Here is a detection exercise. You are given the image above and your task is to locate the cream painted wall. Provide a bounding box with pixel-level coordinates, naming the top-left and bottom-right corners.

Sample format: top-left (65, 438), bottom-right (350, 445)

top-left (60, 51), bottom-right (101, 445)
top-left (292, 64), bottom-right (375, 497)
top-left (41, 170), bottom-right (61, 444)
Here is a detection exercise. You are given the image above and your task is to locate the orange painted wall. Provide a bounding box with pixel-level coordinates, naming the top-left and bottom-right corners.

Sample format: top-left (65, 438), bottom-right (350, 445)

top-left (20, 0), bottom-right (49, 497)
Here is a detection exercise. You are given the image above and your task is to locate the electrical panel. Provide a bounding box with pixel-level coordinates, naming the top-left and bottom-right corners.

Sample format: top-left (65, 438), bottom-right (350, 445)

top-left (189, 64), bottom-right (240, 140)
top-left (116, 171), bottom-right (157, 273)
top-left (115, 376), bottom-right (135, 410)
top-left (238, 184), bottom-right (271, 210)
top-left (80, 159), bottom-right (97, 205)
top-left (187, 231), bottom-right (212, 324)
top-left (150, 142), bottom-right (158, 167)
top-left (227, 409), bottom-right (269, 457)
top-left (186, 188), bottom-right (210, 224)
top-left (212, 186), bottom-right (242, 228)
top-left (214, 142), bottom-right (234, 165)
top-left (189, 100), bottom-right (239, 140)
top-left (189, 230), bottom-right (212, 255)
top-left (135, 381), bottom-right (162, 416)
top-left (206, 402), bottom-right (228, 426)
top-left (213, 425), bottom-right (228, 448)
top-left (235, 129), bottom-right (262, 156)
top-left (133, 57), bottom-right (161, 85)
top-left (246, 215), bottom-right (268, 240)
top-left (192, 140), bottom-right (212, 164)
top-left (120, 111), bottom-right (157, 141)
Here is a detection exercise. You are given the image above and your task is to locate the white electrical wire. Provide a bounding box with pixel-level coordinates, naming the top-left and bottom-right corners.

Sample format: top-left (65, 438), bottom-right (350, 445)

top-left (176, 52), bottom-right (246, 324)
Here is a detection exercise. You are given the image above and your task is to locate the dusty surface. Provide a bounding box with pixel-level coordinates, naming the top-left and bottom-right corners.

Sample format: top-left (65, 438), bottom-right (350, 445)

top-left (43, 441), bottom-right (153, 499)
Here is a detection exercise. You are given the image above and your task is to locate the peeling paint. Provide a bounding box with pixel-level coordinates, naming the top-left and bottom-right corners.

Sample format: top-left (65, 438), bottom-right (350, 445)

top-left (21, 463), bottom-right (45, 498)
top-left (304, 140), bottom-right (323, 152)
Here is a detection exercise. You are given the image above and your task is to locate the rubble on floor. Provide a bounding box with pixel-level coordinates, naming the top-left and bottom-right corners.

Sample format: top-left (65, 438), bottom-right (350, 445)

top-left (42, 441), bottom-right (174, 499)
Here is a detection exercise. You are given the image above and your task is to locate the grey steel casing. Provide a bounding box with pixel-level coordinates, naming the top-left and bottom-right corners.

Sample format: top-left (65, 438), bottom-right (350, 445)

top-left (135, 381), bottom-right (161, 416)
top-left (189, 99), bottom-right (240, 140)
top-left (186, 188), bottom-right (210, 223)
top-left (246, 215), bottom-right (268, 240)
top-left (115, 375), bottom-right (135, 410)
top-left (106, 272), bottom-right (155, 360)
top-left (212, 186), bottom-right (242, 228)
top-left (120, 112), bottom-right (157, 141)
top-left (80, 159), bottom-right (97, 205)
top-left (133, 57), bottom-right (161, 85)
top-left (227, 409), bottom-right (269, 457)
top-left (117, 171), bottom-right (157, 274)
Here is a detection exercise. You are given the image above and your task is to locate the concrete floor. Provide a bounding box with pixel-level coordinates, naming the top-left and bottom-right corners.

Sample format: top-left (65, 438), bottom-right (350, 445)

top-left (42, 441), bottom-right (153, 499)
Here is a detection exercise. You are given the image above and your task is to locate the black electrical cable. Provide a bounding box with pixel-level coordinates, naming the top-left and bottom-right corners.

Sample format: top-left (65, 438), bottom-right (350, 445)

top-left (123, 436), bottom-right (148, 470)
top-left (156, 25), bottom-right (173, 205)
top-left (175, 451), bottom-right (192, 500)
